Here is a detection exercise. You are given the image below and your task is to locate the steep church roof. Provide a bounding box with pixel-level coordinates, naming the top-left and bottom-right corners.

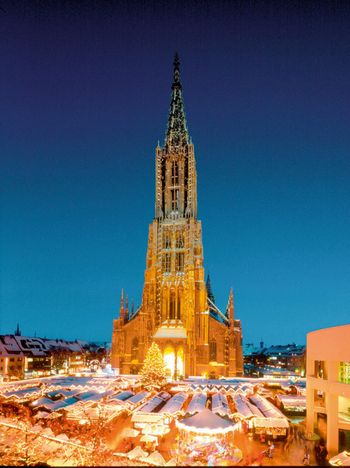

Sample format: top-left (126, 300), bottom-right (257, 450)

top-left (206, 274), bottom-right (215, 304)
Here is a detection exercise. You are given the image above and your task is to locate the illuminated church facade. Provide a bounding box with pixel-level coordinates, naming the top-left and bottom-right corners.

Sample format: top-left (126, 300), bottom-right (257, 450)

top-left (111, 55), bottom-right (243, 379)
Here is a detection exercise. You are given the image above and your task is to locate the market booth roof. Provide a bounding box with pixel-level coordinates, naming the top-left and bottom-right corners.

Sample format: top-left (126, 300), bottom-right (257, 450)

top-left (329, 450), bottom-right (350, 466)
top-left (176, 408), bottom-right (236, 435)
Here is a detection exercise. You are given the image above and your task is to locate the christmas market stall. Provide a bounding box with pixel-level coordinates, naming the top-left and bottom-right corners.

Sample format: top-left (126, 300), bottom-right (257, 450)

top-left (159, 392), bottom-right (188, 422)
top-left (329, 450), bottom-right (350, 466)
top-left (212, 393), bottom-right (231, 417)
top-left (136, 391), bottom-right (171, 413)
top-left (175, 408), bottom-right (242, 466)
top-left (186, 392), bottom-right (207, 415)
top-left (124, 391), bottom-right (150, 410)
top-left (252, 417), bottom-right (290, 439)
top-left (274, 394), bottom-right (306, 415)
top-left (231, 393), bottom-right (264, 434)
top-left (248, 393), bottom-right (290, 439)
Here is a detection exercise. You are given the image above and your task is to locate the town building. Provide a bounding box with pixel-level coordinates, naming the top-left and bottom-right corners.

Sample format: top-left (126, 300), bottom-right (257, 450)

top-left (0, 335), bottom-right (106, 380)
top-left (244, 343), bottom-right (306, 378)
top-left (306, 324), bottom-right (350, 456)
top-left (111, 55), bottom-right (243, 379)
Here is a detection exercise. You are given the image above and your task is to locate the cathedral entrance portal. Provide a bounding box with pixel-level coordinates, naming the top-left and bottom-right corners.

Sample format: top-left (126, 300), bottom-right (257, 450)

top-left (164, 345), bottom-right (175, 378)
top-left (176, 346), bottom-right (184, 379)
top-left (163, 345), bottom-right (185, 380)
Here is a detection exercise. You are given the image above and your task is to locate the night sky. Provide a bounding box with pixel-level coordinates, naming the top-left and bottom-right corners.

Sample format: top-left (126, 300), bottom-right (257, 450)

top-left (1, 1), bottom-right (350, 346)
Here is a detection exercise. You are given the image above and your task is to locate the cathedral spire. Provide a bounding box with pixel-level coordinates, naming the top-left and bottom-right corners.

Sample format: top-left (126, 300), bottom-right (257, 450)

top-left (14, 323), bottom-right (21, 336)
top-left (165, 53), bottom-right (189, 148)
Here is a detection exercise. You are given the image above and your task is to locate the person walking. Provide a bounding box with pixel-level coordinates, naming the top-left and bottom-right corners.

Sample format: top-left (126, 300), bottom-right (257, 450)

top-left (315, 440), bottom-right (329, 466)
top-left (302, 446), bottom-right (310, 466)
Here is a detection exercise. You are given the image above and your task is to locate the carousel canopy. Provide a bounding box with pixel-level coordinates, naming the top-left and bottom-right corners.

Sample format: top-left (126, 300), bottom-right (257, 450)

top-left (176, 408), bottom-right (236, 435)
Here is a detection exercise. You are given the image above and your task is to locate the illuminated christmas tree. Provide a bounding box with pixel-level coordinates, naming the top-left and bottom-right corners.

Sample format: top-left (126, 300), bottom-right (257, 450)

top-left (140, 342), bottom-right (167, 389)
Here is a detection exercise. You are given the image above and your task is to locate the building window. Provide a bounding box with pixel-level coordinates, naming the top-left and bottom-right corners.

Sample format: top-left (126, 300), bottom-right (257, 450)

top-left (177, 294), bottom-right (181, 321)
top-left (171, 160), bottom-right (179, 185)
top-left (176, 252), bottom-right (184, 272)
top-left (339, 362), bottom-right (350, 384)
top-left (131, 338), bottom-right (139, 361)
top-left (163, 231), bottom-right (171, 249)
top-left (315, 360), bottom-right (327, 379)
top-left (176, 233), bottom-right (184, 248)
top-left (162, 253), bottom-right (171, 273)
top-left (209, 340), bottom-right (217, 362)
top-left (171, 189), bottom-right (179, 211)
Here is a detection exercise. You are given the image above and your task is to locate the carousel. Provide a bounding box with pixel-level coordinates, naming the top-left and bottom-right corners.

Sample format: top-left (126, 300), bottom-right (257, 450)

top-left (175, 409), bottom-right (242, 466)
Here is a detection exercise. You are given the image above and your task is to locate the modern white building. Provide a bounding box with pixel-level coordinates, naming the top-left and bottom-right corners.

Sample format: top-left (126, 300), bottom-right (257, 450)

top-left (306, 324), bottom-right (350, 455)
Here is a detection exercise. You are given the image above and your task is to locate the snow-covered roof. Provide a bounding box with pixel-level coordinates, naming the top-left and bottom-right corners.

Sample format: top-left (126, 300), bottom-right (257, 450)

top-left (329, 450), bottom-right (350, 466)
top-left (0, 335), bottom-right (89, 357)
top-left (136, 392), bottom-right (171, 413)
top-left (212, 392), bottom-right (231, 416)
top-left (40, 396), bottom-right (79, 411)
top-left (2, 387), bottom-right (42, 399)
top-left (186, 392), bottom-right (207, 414)
top-left (159, 392), bottom-right (187, 414)
top-left (153, 326), bottom-right (187, 339)
top-left (110, 390), bottom-right (135, 401)
top-left (275, 394), bottom-right (306, 407)
top-left (233, 394), bottom-right (259, 418)
top-left (125, 391), bottom-right (149, 407)
top-left (249, 394), bottom-right (286, 419)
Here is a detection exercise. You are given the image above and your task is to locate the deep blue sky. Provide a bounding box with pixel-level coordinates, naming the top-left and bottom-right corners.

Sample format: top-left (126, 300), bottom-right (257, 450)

top-left (1, 0), bottom-right (350, 345)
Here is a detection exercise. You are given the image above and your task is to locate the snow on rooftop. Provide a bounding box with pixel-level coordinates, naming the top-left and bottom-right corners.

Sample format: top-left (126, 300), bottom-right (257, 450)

top-left (153, 326), bottom-right (187, 339)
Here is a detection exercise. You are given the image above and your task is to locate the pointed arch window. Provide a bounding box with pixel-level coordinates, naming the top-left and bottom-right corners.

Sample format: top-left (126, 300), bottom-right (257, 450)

top-left (176, 233), bottom-right (184, 248)
top-left (163, 231), bottom-right (171, 249)
top-left (171, 189), bottom-right (179, 211)
top-left (209, 339), bottom-right (217, 362)
top-left (162, 253), bottom-right (171, 273)
top-left (176, 252), bottom-right (184, 272)
top-left (177, 293), bottom-right (181, 320)
top-left (131, 337), bottom-right (139, 361)
top-left (170, 291), bottom-right (176, 320)
top-left (171, 160), bottom-right (179, 185)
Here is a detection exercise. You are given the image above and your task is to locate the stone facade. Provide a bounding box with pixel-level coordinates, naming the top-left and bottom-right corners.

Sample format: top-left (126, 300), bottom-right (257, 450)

top-left (111, 55), bottom-right (243, 379)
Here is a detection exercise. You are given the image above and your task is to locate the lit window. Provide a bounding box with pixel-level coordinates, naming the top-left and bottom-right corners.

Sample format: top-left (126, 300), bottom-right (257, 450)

top-left (176, 252), bottom-right (184, 272)
top-left (176, 233), bottom-right (184, 248)
top-left (163, 232), bottom-right (171, 249)
top-left (339, 362), bottom-right (350, 384)
top-left (162, 253), bottom-right (171, 273)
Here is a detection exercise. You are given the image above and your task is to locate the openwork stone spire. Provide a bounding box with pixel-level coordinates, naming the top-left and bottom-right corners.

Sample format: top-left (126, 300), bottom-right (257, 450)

top-left (165, 53), bottom-right (189, 148)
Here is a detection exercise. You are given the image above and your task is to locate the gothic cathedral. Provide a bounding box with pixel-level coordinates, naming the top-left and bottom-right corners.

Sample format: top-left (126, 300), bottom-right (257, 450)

top-left (111, 55), bottom-right (243, 379)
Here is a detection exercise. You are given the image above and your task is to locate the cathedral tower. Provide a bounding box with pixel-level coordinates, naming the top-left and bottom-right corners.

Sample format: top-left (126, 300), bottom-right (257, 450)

top-left (111, 55), bottom-right (243, 378)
